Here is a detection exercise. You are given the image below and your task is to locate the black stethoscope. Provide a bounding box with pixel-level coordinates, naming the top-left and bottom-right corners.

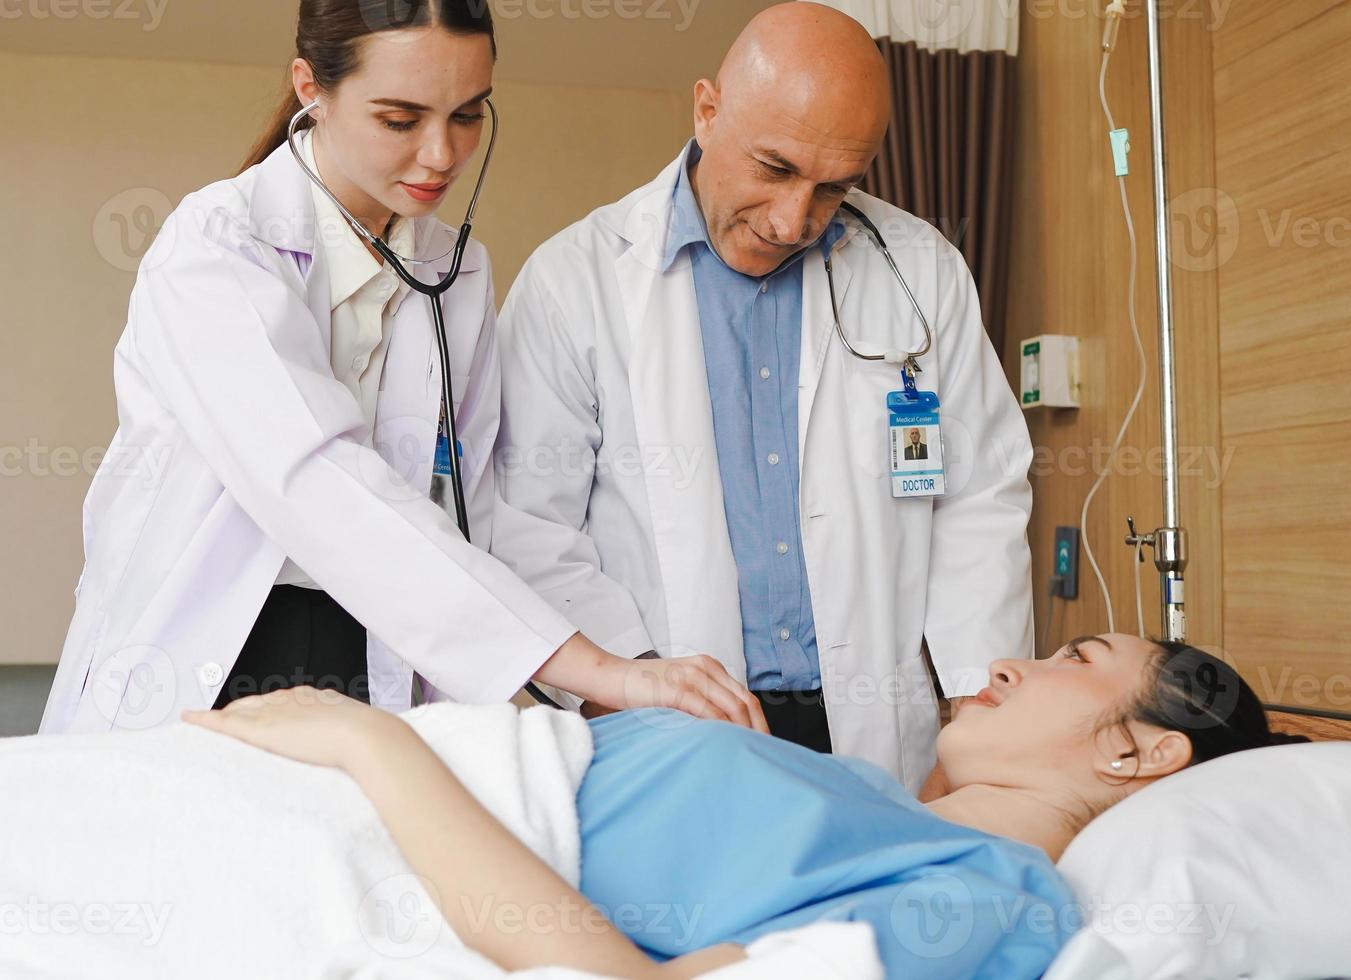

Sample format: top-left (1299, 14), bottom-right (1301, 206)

top-left (287, 99), bottom-right (561, 709)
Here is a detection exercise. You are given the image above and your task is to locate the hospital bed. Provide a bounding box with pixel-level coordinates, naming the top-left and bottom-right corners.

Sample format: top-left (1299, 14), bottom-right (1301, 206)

top-left (2, 665), bottom-right (1348, 979)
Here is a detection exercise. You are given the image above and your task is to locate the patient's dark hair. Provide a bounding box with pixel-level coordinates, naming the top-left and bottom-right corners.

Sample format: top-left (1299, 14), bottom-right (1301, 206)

top-left (1103, 640), bottom-right (1310, 780)
top-left (239, 0), bottom-right (496, 173)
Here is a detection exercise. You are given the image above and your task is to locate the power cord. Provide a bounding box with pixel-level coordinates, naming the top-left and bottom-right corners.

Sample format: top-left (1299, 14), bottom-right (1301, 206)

top-left (1079, 0), bottom-right (1150, 637)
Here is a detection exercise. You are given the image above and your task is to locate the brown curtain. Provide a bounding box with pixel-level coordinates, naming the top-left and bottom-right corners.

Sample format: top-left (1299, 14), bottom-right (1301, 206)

top-left (863, 40), bottom-right (1016, 354)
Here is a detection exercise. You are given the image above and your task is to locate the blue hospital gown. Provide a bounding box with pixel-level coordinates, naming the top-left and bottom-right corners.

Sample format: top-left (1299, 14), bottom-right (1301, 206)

top-left (577, 709), bottom-right (1080, 978)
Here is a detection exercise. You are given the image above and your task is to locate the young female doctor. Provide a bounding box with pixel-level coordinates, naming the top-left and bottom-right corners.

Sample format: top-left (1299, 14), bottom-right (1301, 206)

top-left (40, 0), bottom-right (767, 736)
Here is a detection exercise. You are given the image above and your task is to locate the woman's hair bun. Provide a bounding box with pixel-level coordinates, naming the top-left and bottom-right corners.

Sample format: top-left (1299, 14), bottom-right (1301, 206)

top-left (1267, 731), bottom-right (1313, 746)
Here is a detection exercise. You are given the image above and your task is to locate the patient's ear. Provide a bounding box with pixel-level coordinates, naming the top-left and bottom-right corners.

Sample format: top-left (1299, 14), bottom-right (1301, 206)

top-left (1097, 725), bottom-right (1192, 781)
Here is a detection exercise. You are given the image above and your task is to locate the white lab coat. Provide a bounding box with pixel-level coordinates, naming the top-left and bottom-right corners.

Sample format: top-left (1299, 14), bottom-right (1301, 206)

top-left (493, 148), bottom-right (1035, 791)
top-left (40, 139), bottom-right (575, 735)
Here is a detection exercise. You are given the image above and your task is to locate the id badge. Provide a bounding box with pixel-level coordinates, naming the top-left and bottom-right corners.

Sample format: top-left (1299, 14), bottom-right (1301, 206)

top-left (888, 390), bottom-right (945, 498)
top-left (432, 410), bottom-right (459, 478)
top-left (433, 430), bottom-right (453, 477)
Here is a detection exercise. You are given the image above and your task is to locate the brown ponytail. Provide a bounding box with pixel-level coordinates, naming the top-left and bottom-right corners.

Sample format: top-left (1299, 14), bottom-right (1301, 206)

top-left (240, 87), bottom-right (306, 176)
top-left (238, 0), bottom-right (496, 175)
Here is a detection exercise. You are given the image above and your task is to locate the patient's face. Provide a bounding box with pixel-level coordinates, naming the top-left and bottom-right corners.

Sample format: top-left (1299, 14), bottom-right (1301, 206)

top-left (937, 633), bottom-right (1159, 790)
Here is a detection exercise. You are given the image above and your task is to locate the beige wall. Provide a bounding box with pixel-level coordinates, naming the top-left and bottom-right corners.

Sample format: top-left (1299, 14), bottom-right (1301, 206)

top-left (0, 49), bottom-right (689, 665)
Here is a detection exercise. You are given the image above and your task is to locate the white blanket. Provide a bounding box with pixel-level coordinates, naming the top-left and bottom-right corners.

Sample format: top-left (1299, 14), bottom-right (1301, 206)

top-left (0, 703), bottom-right (880, 980)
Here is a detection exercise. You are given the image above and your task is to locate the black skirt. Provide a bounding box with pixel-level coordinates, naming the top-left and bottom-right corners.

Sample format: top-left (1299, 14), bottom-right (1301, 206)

top-left (213, 585), bottom-right (369, 708)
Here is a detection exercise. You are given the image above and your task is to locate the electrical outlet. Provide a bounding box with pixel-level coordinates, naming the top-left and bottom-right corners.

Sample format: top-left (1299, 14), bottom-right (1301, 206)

top-left (1054, 526), bottom-right (1080, 599)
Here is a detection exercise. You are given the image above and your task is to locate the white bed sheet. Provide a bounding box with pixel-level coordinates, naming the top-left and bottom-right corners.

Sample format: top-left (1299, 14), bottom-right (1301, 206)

top-left (0, 701), bottom-right (881, 979)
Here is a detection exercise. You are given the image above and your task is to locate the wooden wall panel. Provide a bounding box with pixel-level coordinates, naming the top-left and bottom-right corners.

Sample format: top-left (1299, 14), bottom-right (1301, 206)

top-left (1213, 0), bottom-right (1351, 712)
top-left (1006, 5), bottom-right (1222, 656)
top-left (1009, 0), bottom-right (1350, 715)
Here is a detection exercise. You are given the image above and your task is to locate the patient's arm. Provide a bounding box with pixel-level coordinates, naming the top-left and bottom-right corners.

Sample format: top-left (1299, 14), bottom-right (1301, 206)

top-left (349, 716), bottom-right (744, 978)
top-left (183, 688), bottom-right (745, 979)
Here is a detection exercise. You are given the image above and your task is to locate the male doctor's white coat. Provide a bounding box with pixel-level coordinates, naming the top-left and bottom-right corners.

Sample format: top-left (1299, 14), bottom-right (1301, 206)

top-left (40, 140), bottom-right (575, 735)
top-left (493, 149), bottom-right (1035, 791)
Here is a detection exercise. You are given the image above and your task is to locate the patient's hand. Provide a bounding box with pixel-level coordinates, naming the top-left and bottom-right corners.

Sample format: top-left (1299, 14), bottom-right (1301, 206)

top-left (181, 687), bottom-right (405, 771)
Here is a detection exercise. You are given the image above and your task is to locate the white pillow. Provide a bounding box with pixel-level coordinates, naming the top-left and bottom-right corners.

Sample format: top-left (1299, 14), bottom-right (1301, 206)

top-left (1046, 741), bottom-right (1351, 980)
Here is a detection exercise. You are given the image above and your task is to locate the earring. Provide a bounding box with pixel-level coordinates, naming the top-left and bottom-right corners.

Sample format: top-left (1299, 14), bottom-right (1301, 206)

top-left (1110, 759), bottom-right (1124, 771)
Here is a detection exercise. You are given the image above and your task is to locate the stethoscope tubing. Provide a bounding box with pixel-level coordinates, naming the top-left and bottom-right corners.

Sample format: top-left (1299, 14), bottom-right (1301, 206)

top-left (285, 99), bottom-right (563, 709)
top-left (830, 200), bottom-right (936, 381)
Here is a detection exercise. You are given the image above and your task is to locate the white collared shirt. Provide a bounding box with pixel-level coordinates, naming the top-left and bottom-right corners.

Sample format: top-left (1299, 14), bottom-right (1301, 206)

top-left (278, 129), bottom-right (416, 590)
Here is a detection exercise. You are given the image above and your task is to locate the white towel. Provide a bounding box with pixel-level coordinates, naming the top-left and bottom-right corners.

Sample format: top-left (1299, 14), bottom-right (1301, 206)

top-left (0, 702), bottom-right (880, 980)
top-left (0, 703), bottom-right (589, 979)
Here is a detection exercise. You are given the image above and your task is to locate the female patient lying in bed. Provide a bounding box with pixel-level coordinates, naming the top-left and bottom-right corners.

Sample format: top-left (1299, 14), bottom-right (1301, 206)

top-left (572, 633), bottom-right (1306, 976)
top-left (3, 634), bottom-right (1304, 979)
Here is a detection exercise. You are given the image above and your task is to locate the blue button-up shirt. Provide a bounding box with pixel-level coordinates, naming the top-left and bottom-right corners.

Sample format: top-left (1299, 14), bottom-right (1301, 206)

top-left (661, 142), bottom-right (845, 691)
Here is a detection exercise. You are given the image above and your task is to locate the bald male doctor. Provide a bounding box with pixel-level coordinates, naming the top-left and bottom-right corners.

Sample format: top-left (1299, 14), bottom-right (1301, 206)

top-left (490, 3), bottom-right (1034, 793)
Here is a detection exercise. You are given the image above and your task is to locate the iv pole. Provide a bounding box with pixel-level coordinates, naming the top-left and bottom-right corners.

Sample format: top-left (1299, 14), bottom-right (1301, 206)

top-left (1126, 0), bottom-right (1188, 641)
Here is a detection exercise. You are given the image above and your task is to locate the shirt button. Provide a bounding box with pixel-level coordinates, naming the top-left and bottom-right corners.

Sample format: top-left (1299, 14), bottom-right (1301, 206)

top-left (352, 356), bottom-right (367, 371)
top-left (759, 281), bottom-right (769, 294)
top-left (767, 452), bottom-right (781, 466)
top-left (779, 628), bottom-right (792, 641)
top-left (198, 662), bottom-right (224, 687)
top-left (776, 541), bottom-right (789, 555)
top-left (759, 366), bottom-right (771, 380)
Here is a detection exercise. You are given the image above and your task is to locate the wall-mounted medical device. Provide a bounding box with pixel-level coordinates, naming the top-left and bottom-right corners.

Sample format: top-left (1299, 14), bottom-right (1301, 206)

top-left (1019, 334), bottom-right (1081, 410)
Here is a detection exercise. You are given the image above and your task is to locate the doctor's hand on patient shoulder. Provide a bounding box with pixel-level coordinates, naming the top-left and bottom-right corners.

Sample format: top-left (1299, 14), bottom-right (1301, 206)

top-left (537, 634), bottom-right (770, 734)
